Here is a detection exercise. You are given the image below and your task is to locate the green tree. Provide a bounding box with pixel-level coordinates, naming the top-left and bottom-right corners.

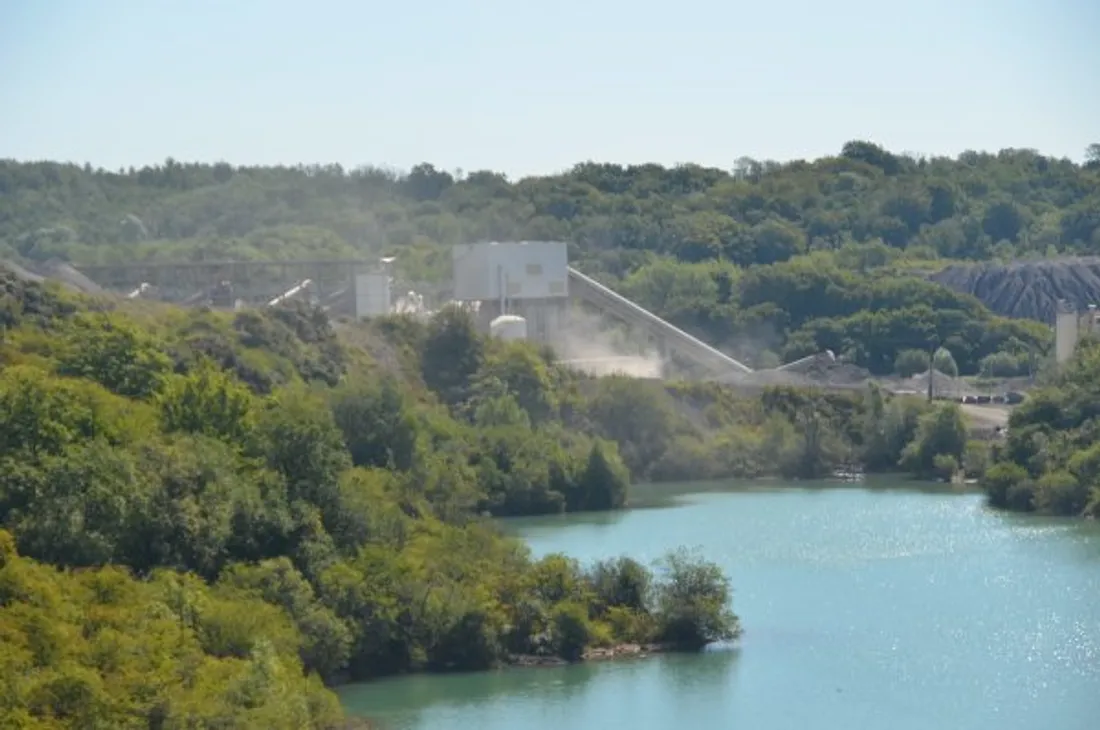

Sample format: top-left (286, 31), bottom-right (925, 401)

top-left (471, 390), bottom-right (531, 429)
top-left (159, 359), bottom-right (257, 446)
top-left (933, 347), bottom-right (959, 377)
top-left (589, 557), bottom-right (652, 613)
top-left (475, 342), bottom-right (558, 424)
top-left (652, 549), bottom-right (740, 648)
top-left (1086, 143), bottom-right (1100, 168)
top-left (900, 404), bottom-right (967, 479)
top-left (862, 393), bottom-right (929, 472)
top-left (4, 441), bottom-right (145, 567)
top-left (550, 603), bottom-right (592, 661)
top-left (0, 365), bottom-right (142, 458)
top-left (583, 377), bottom-right (679, 478)
top-left (894, 349), bottom-right (929, 377)
top-left (573, 441), bottom-right (630, 511)
top-left (421, 306), bottom-right (485, 407)
top-left (255, 387), bottom-right (351, 517)
top-left (55, 314), bottom-right (172, 399)
top-left (331, 376), bottom-right (419, 471)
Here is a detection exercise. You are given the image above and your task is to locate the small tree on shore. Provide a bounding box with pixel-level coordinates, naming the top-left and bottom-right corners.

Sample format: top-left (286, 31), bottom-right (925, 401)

top-left (652, 548), bottom-right (741, 648)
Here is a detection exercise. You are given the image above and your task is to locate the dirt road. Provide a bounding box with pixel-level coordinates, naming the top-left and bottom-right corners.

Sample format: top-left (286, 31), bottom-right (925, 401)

top-left (960, 403), bottom-right (1012, 430)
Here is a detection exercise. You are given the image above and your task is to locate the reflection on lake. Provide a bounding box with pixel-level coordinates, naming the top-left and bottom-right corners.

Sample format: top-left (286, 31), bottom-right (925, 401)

top-left (340, 479), bottom-right (1100, 730)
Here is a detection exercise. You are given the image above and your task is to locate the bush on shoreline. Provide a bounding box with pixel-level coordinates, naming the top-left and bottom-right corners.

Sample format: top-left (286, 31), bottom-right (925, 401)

top-left (980, 341), bottom-right (1100, 517)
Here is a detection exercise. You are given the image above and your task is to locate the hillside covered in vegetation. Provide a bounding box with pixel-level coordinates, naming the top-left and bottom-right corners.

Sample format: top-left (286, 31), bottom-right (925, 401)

top-left (982, 340), bottom-right (1100, 518)
top-left (2, 264), bottom-right (989, 727)
top-left (5, 142), bottom-right (1098, 374)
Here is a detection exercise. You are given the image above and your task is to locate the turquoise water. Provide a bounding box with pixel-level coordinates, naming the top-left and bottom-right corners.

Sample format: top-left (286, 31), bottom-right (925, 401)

top-left (339, 480), bottom-right (1100, 730)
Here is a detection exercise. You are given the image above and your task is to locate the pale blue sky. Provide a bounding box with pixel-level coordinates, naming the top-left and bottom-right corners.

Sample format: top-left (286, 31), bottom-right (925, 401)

top-left (1, 0), bottom-right (1097, 178)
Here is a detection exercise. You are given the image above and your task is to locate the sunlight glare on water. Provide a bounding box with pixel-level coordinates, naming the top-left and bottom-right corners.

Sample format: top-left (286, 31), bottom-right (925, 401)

top-left (339, 481), bottom-right (1100, 730)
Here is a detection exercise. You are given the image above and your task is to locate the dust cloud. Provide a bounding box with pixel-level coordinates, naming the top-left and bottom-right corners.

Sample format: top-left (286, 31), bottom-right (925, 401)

top-left (550, 307), bottom-right (666, 378)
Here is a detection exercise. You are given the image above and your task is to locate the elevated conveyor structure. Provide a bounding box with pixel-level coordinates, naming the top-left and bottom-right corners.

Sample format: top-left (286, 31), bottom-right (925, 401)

top-left (567, 267), bottom-right (753, 378)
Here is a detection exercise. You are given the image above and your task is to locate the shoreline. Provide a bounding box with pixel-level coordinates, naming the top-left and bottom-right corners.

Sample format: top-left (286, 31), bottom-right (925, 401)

top-left (342, 643), bottom-right (689, 727)
top-left (331, 642), bottom-right (684, 688)
top-left (509, 642), bottom-right (678, 668)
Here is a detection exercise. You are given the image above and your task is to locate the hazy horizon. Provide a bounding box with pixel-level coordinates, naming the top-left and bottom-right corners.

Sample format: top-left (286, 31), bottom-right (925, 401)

top-left (2, 0), bottom-right (1097, 179)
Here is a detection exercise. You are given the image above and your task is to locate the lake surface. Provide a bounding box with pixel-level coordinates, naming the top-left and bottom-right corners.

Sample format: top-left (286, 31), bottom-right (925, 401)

top-left (339, 479), bottom-right (1100, 730)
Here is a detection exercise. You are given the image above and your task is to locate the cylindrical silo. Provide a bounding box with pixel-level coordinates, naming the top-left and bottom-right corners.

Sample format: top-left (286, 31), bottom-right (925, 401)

top-left (490, 314), bottom-right (528, 342)
top-left (1055, 302), bottom-right (1078, 364)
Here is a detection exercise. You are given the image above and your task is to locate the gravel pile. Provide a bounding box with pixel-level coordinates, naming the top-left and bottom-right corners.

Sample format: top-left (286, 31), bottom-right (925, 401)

top-left (739, 360), bottom-right (873, 389)
top-left (897, 369), bottom-right (978, 398)
top-left (930, 257), bottom-right (1100, 323)
top-left (2, 258), bottom-right (104, 295)
top-left (36, 259), bottom-right (104, 294)
top-left (799, 359), bottom-right (871, 385)
top-left (0, 259), bottom-right (46, 284)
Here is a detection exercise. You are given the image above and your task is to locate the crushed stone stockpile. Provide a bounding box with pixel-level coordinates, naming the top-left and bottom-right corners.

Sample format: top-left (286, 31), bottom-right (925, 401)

top-left (930, 257), bottom-right (1100, 323)
top-left (1, 258), bottom-right (103, 295)
top-left (896, 369), bottom-right (979, 399)
top-left (1, 259), bottom-right (46, 284)
top-left (741, 360), bottom-right (873, 389)
top-left (37, 260), bottom-right (106, 295)
top-left (797, 359), bottom-right (871, 386)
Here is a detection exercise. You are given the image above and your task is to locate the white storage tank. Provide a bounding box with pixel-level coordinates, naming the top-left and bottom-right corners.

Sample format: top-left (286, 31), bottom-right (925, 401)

top-left (490, 314), bottom-right (528, 342)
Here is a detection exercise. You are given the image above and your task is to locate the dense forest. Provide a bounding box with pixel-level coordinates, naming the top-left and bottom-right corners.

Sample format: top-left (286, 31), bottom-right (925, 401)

top-left (4, 141), bottom-right (1099, 374)
top-left (0, 259), bottom-right (982, 726)
top-left (981, 339), bottom-right (1100, 518)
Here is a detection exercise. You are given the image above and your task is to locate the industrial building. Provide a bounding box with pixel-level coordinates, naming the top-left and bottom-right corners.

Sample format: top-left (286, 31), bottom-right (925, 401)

top-left (61, 241), bottom-right (759, 381)
top-left (446, 241), bottom-right (754, 378)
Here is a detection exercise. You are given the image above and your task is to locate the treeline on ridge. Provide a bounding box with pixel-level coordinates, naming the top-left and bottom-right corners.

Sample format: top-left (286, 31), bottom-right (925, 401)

top-left (5, 141), bottom-right (1099, 373)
